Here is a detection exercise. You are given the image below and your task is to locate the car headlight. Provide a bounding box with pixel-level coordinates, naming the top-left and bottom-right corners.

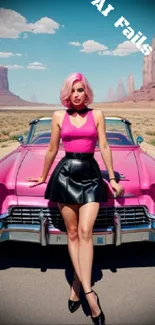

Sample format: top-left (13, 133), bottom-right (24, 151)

top-left (0, 211), bottom-right (10, 219)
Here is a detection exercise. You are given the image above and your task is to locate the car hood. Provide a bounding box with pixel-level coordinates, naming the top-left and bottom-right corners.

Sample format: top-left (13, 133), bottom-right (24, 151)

top-left (16, 147), bottom-right (141, 197)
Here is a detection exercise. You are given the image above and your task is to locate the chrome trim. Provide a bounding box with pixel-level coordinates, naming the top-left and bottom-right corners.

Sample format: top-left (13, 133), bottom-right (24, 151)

top-left (113, 212), bottom-right (121, 246)
top-left (0, 211), bottom-right (9, 219)
top-left (39, 209), bottom-right (47, 246)
top-left (1, 205), bottom-right (155, 245)
top-left (1, 226), bottom-right (155, 245)
top-left (143, 207), bottom-right (155, 221)
top-left (120, 174), bottom-right (126, 179)
top-left (5, 205), bottom-right (150, 228)
top-left (113, 193), bottom-right (136, 198)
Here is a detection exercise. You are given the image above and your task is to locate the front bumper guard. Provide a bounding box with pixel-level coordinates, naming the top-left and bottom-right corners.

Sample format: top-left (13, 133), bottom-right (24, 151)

top-left (0, 208), bottom-right (155, 246)
top-left (38, 209), bottom-right (122, 247)
top-left (39, 209), bottom-right (47, 246)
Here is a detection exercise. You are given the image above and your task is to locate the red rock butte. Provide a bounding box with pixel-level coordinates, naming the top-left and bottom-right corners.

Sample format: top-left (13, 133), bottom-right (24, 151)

top-left (106, 80), bottom-right (126, 102)
top-left (0, 66), bottom-right (50, 106)
top-left (116, 80), bottom-right (126, 101)
top-left (127, 74), bottom-right (135, 96)
top-left (122, 37), bottom-right (155, 102)
top-left (106, 87), bottom-right (116, 102)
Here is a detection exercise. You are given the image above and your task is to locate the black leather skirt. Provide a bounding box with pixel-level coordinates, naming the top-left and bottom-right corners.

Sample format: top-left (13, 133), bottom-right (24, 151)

top-left (44, 152), bottom-right (108, 204)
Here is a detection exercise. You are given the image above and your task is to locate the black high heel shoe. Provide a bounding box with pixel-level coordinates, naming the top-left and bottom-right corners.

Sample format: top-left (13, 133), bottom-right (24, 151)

top-left (68, 277), bottom-right (81, 313)
top-left (85, 290), bottom-right (105, 325)
top-left (68, 299), bottom-right (81, 313)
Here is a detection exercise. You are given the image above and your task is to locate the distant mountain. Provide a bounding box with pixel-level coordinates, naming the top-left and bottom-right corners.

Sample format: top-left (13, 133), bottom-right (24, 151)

top-left (31, 94), bottom-right (39, 103)
top-left (106, 87), bottom-right (116, 102)
top-left (116, 80), bottom-right (126, 101)
top-left (0, 66), bottom-right (51, 106)
top-left (127, 74), bottom-right (135, 96)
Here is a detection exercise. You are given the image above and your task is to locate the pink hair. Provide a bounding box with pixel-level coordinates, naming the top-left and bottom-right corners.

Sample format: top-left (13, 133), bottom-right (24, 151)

top-left (60, 72), bottom-right (93, 108)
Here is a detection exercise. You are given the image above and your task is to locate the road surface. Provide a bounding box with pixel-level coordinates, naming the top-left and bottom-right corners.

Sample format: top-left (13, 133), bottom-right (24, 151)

top-left (0, 242), bottom-right (155, 325)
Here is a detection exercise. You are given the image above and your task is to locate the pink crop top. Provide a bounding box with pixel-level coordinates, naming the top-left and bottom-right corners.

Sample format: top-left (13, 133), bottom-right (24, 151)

top-left (61, 109), bottom-right (98, 153)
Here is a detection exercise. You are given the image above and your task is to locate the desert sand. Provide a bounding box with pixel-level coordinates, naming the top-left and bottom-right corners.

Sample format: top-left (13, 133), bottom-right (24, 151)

top-left (0, 104), bottom-right (155, 159)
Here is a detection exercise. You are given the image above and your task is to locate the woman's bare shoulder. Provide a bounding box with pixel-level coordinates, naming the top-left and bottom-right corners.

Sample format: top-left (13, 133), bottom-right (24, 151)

top-left (92, 109), bottom-right (104, 117)
top-left (92, 109), bottom-right (104, 125)
top-left (52, 109), bottom-right (66, 121)
top-left (52, 109), bottom-right (66, 117)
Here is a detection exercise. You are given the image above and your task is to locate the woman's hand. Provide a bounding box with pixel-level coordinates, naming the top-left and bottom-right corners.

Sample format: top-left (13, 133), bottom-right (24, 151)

top-left (26, 176), bottom-right (46, 188)
top-left (110, 179), bottom-right (125, 197)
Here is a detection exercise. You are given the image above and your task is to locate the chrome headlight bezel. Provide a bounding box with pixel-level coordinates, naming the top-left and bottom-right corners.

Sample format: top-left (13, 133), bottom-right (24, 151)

top-left (0, 208), bottom-right (11, 219)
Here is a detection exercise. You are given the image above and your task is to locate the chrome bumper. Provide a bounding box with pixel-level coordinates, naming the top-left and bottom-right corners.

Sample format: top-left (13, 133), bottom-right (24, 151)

top-left (1, 213), bottom-right (155, 246)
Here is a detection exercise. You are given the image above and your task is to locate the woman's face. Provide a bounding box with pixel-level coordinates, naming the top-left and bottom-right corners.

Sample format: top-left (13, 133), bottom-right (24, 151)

top-left (69, 81), bottom-right (87, 107)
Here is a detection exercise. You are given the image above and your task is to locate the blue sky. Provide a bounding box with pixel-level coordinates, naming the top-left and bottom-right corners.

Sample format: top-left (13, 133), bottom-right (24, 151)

top-left (0, 0), bottom-right (155, 104)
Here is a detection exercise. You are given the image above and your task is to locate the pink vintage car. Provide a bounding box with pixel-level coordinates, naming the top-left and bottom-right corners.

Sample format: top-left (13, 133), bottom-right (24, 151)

top-left (0, 116), bottom-right (155, 246)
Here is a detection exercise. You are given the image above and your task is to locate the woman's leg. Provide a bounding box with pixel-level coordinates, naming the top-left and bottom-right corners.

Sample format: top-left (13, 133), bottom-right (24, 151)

top-left (58, 203), bottom-right (81, 300)
top-left (78, 202), bottom-right (102, 317)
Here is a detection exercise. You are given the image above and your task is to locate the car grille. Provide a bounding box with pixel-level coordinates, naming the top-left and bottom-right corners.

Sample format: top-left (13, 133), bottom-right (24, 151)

top-left (3, 206), bottom-right (150, 231)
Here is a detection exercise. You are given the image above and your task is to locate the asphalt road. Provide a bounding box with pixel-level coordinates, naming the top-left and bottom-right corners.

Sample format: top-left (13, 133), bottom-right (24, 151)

top-left (0, 241), bottom-right (155, 325)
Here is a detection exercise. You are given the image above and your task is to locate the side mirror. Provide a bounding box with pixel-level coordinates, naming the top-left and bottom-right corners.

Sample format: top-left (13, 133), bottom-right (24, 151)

top-left (17, 135), bottom-right (24, 144)
top-left (136, 136), bottom-right (144, 145)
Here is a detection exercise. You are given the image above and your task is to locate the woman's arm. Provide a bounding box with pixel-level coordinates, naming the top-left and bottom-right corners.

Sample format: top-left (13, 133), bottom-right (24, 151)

top-left (26, 111), bottom-right (61, 186)
top-left (95, 109), bottom-right (124, 195)
top-left (95, 110), bottom-right (115, 179)
top-left (41, 111), bottom-right (61, 181)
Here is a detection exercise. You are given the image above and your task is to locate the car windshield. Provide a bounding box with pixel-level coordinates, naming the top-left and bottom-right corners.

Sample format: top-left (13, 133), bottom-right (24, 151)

top-left (25, 117), bottom-right (135, 146)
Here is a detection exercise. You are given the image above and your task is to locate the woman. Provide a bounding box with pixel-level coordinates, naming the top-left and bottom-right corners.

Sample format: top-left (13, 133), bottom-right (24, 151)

top-left (27, 72), bottom-right (124, 325)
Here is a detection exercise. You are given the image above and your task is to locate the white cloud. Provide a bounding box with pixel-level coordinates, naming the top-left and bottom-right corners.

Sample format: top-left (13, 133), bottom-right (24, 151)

top-left (80, 40), bottom-right (108, 53)
top-left (29, 61), bottom-right (43, 66)
top-left (0, 61), bottom-right (47, 70)
top-left (29, 17), bottom-right (59, 34)
top-left (2, 64), bottom-right (24, 69)
top-left (0, 52), bottom-right (22, 58)
top-left (75, 39), bottom-right (141, 56)
top-left (0, 8), bottom-right (61, 38)
top-left (69, 41), bottom-right (81, 46)
top-left (27, 66), bottom-right (46, 70)
top-left (99, 41), bottom-right (141, 56)
top-left (27, 62), bottom-right (46, 70)
top-left (112, 41), bottom-right (141, 56)
top-left (99, 50), bottom-right (112, 56)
